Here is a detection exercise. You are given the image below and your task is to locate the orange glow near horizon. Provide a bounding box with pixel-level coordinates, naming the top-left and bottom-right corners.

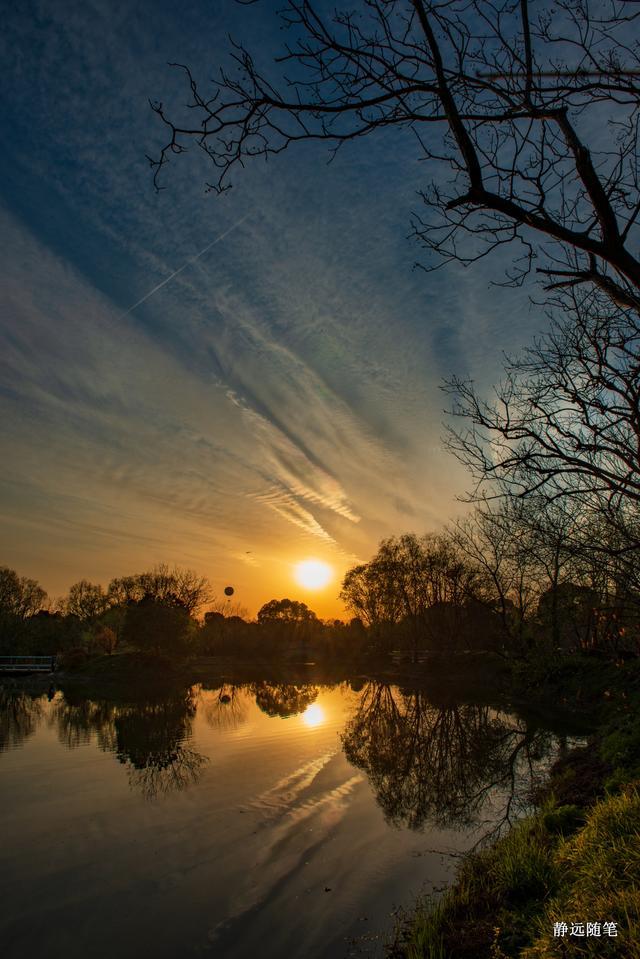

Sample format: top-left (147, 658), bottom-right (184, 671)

top-left (293, 559), bottom-right (333, 591)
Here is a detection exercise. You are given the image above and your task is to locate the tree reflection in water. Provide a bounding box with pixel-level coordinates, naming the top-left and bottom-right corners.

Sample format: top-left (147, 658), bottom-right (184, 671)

top-left (50, 694), bottom-right (118, 751)
top-left (2, 680), bottom-right (564, 819)
top-left (341, 682), bottom-right (555, 835)
top-left (251, 682), bottom-right (319, 718)
top-left (49, 687), bottom-right (207, 800)
top-left (0, 687), bottom-right (44, 752)
top-left (200, 684), bottom-right (248, 731)
top-left (113, 691), bottom-right (207, 800)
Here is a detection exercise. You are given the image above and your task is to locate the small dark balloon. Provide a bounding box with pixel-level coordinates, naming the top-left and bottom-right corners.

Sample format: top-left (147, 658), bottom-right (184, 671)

top-left (224, 586), bottom-right (234, 596)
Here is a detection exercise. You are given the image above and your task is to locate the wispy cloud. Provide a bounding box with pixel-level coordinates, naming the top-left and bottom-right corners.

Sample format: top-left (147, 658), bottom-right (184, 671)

top-left (0, 0), bottom-right (538, 614)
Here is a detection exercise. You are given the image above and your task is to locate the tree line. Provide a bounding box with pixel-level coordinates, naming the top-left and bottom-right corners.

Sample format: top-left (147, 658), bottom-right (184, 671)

top-left (340, 504), bottom-right (640, 663)
top-left (0, 564), bottom-right (368, 664)
top-left (2, 492), bottom-right (638, 668)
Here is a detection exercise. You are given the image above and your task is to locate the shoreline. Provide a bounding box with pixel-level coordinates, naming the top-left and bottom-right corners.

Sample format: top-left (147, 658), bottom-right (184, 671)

top-left (390, 658), bottom-right (640, 958)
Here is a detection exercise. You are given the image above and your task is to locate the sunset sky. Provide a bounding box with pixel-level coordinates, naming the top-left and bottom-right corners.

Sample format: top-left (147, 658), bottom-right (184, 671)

top-left (0, 0), bottom-right (536, 618)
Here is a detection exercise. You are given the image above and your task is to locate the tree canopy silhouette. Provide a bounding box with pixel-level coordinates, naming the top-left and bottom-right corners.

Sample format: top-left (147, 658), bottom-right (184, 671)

top-left (257, 598), bottom-right (318, 624)
top-left (444, 288), bottom-right (640, 549)
top-left (150, 0), bottom-right (640, 308)
top-left (0, 567), bottom-right (46, 619)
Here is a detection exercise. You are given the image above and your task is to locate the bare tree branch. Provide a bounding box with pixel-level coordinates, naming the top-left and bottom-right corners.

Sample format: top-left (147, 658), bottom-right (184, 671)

top-left (149, 0), bottom-right (640, 302)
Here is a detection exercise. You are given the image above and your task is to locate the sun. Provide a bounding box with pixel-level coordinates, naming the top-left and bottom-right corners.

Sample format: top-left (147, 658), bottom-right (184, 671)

top-left (294, 559), bottom-right (333, 590)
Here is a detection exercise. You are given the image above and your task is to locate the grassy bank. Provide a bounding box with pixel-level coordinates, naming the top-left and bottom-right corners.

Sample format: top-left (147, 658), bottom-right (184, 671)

top-left (393, 659), bottom-right (640, 958)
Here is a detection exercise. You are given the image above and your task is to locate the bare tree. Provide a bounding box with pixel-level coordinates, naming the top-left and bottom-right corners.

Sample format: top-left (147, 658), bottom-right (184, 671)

top-left (0, 567), bottom-right (47, 619)
top-left (107, 565), bottom-right (213, 616)
top-left (444, 289), bottom-right (640, 538)
top-left (506, 495), bottom-right (587, 645)
top-left (150, 0), bottom-right (640, 307)
top-left (64, 580), bottom-right (109, 622)
top-left (451, 502), bottom-right (538, 639)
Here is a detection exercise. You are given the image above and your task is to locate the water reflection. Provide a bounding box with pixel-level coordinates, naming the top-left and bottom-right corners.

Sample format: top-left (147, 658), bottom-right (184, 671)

top-left (200, 683), bottom-right (248, 730)
top-left (251, 682), bottom-right (319, 718)
top-left (341, 682), bottom-right (555, 834)
top-left (111, 691), bottom-right (207, 799)
top-left (0, 686), bottom-right (43, 752)
top-left (1, 680), bottom-right (569, 823)
top-left (0, 678), bottom-right (587, 959)
top-left (301, 703), bottom-right (325, 727)
top-left (51, 694), bottom-right (118, 750)
top-left (0, 685), bottom-right (207, 800)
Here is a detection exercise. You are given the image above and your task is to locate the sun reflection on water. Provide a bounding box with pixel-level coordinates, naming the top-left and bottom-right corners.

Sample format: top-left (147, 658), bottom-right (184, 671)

top-left (301, 703), bottom-right (325, 728)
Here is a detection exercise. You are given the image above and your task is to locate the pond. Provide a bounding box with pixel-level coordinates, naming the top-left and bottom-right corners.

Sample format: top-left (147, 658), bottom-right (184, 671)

top-left (0, 678), bottom-right (584, 959)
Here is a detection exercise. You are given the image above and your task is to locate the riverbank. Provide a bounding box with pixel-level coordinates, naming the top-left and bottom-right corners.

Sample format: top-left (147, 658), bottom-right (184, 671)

top-left (391, 657), bottom-right (640, 958)
top-left (2, 647), bottom-right (597, 741)
top-left (0, 648), bottom-right (533, 713)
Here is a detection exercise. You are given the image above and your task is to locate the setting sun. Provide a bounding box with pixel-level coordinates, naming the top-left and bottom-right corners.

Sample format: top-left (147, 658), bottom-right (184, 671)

top-left (294, 559), bottom-right (333, 590)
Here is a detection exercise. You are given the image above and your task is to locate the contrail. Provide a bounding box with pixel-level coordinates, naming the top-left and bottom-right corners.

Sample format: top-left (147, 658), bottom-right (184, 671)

top-left (121, 212), bottom-right (250, 317)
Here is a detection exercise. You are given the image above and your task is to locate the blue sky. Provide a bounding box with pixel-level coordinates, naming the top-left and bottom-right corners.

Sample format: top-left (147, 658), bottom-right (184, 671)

top-left (0, 0), bottom-right (534, 616)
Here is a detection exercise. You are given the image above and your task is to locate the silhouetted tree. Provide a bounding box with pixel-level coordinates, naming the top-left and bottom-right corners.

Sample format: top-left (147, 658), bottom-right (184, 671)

top-left (21, 609), bottom-right (75, 656)
top-left (150, 1), bottom-right (640, 309)
top-left (257, 598), bottom-right (318, 625)
top-left (445, 292), bottom-right (640, 550)
top-left (341, 533), bottom-right (482, 658)
top-left (256, 598), bottom-right (319, 649)
top-left (0, 567), bottom-right (48, 653)
top-left (452, 503), bottom-right (535, 641)
top-left (0, 567), bottom-right (46, 619)
top-left (200, 610), bottom-right (225, 653)
top-left (340, 562), bottom-right (403, 634)
top-left (106, 575), bottom-right (146, 607)
top-left (108, 565), bottom-right (212, 616)
top-left (64, 580), bottom-right (109, 622)
top-left (122, 595), bottom-right (192, 657)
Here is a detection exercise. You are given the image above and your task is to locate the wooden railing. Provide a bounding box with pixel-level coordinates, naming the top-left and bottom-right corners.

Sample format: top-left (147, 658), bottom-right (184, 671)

top-left (0, 656), bottom-right (56, 673)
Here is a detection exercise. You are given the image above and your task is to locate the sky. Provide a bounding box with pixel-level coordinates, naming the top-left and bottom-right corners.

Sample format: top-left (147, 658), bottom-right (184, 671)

top-left (0, 0), bottom-right (536, 618)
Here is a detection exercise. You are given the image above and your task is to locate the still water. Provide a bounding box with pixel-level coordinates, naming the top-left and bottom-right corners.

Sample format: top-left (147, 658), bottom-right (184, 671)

top-left (0, 679), bottom-right (580, 958)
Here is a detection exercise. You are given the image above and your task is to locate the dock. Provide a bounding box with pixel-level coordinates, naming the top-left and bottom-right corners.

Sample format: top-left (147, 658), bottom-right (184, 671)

top-left (0, 656), bottom-right (56, 674)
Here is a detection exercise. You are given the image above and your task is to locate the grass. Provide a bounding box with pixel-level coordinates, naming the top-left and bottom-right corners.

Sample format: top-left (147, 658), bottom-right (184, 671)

top-left (396, 814), bottom-right (561, 959)
top-left (395, 659), bottom-right (640, 959)
top-left (398, 789), bottom-right (640, 959)
top-left (524, 787), bottom-right (640, 958)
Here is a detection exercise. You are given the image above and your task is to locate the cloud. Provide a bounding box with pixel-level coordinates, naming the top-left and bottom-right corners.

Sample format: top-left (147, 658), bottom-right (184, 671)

top-left (0, 0), bottom-right (541, 612)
